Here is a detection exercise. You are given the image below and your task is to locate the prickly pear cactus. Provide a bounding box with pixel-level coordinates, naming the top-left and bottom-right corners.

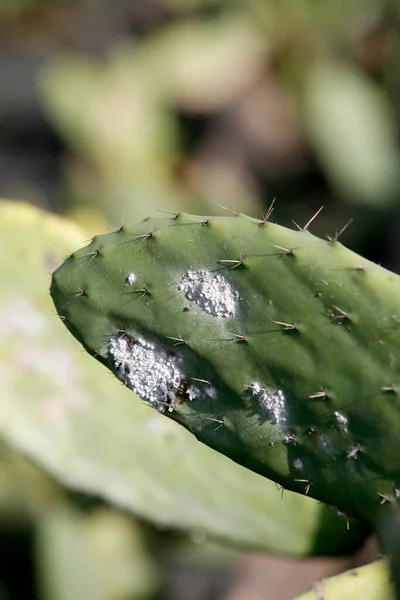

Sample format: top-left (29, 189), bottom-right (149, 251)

top-left (51, 212), bottom-right (400, 522)
top-left (3, 200), bottom-right (367, 556)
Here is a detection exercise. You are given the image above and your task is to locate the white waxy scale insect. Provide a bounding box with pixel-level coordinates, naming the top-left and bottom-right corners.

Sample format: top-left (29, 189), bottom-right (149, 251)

top-left (108, 335), bottom-right (183, 413)
top-left (177, 270), bottom-right (238, 318)
top-left (186, 384), bottom-right (201, 400)
top-left (250, 382), bottom-right (287, 424)
top-left (319, 434), bottom-right (332, 453)
top-left (126, 272), bottom-right (137, 285)
top-left (205, 385), bottom-right (217, 399)
top-left (293, 458), bottom-right (304, 471)
top-left (108, 335), bottom-right (218, 410)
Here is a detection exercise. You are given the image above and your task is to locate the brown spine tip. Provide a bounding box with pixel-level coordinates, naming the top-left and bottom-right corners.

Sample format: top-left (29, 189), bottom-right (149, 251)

top-left (295, 478), bottom-right (312, 495)
top-left (86, 249), bottom-right (100, 259)
top-left (135, 285), bottom-right (150, 298)
top-left (204, 416), bottom-right (226, 431)
top-left (325, 218), bottom-right (353, 244)
top-left (293, 206), bottom-right (324, 232)
top-left (218, 204), bottom-right (238, 216)
top-left (232, 333), bottom-right (247, 343)
top-left (274, 482), bottom-right (285, 500)
top-left (166, 336), bottom-right (186, 346)
top-left (157, 209), bottom-right (180, 219)
top-left (308, 389), bottom-right (328, 400)
top-left (329, 305), bottom-right (350, 323)
top-left (272, 244), bottom-right (296, 257)
top-left (258, 198), bottom-right (276, 226)
top-left (218, 257), bottom-right (246, 269)
top-left (272, 320), bottom-right (298, 331)
top-left (381, 384), bottom-right (397, 393)
top-left (132, 232), bottom-right (154, 241)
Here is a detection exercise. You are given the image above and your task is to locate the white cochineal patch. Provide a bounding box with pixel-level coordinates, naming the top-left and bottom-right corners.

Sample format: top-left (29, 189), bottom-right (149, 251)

top-left (186, 384), bottom-right (201, 400)
top-left (108, 336), bottom-right (183, 413)
top-left (126, 272), bottom-right (137, 285)
top-left (250, 382), bottom-right (287, 424)
top-left (186, 382), bottom-right (217, 401)
top-left (293, 458), bottom-right (304, 471)
top-left (177, 270), bottom-right (238, 318)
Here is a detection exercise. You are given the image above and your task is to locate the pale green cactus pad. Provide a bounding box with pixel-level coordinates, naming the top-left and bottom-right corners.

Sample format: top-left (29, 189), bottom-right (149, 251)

top-left (294, 560), bottom-right (393, 600)
top-left (0, 200), bottom-right (365, 555)
top-left (51, 212), bottom-right (400, 523)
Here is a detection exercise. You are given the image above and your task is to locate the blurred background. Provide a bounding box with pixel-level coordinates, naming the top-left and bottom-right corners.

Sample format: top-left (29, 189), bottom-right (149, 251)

top-left (1, 0), bottom-right (400, 598)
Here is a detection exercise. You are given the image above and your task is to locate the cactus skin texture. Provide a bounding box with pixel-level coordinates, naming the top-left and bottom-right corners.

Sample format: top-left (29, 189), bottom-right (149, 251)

top-left (294, 560), bottom-right (392, 600)
top-left (51, 213), bottom-right (400, 523)
top-left (1, 201), bottom-right (368, 556)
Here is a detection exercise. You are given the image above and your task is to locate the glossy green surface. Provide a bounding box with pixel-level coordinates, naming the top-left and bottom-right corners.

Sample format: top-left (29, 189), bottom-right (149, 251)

top-left (52, 213), bottom-right (400, 521)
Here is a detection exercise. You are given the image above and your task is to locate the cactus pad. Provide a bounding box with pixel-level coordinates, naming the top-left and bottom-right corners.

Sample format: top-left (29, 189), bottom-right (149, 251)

top-left (51, 212), bottom-right (400, 522)
top-left (294, 560), bottom-right (392, 600)
top-left (2, 200), bottom-right (367, 555)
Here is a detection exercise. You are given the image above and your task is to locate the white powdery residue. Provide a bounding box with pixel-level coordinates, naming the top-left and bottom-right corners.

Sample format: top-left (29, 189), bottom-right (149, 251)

top-left (251, 382), bottom-right (287, 424)
top-left (293, 458), bottom-right (304, 471)
top-left (126, 272), bottom-right (137, 285)
top-left (333, 411), bottom-right (348, 432)
top-left (395, 488), bottom-right (400, 500)
top-left (177, 270), bottom-right (238, 318)
top-left (108, 335), bottom-right (183, 413)
top-left (205, 385), bottom-right (217, 400)
top-left (319, 434), bottom-right (332, 453)
top-left (186, 385), bottom-right (201, 400)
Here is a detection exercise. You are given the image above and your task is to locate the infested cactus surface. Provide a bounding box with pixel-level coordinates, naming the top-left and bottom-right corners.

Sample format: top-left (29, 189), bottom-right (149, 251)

top-left (51, 212), bottom-right (400, 522)
top-left (1, 200), bottom-right (367, 556)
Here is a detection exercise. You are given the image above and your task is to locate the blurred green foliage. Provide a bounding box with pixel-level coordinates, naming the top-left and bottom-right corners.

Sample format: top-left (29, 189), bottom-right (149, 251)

top-left (37, 0), bottom-right (400, 229)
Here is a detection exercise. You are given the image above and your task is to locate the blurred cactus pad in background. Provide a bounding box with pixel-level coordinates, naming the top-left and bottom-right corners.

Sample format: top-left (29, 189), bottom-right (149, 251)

top-left (3, 0), bottom-right (400, 598)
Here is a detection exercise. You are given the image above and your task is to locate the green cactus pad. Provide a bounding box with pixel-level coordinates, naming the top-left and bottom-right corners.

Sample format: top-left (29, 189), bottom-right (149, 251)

top-left (1, 200), bottom-right (366, 556)
top-left (51, 212), bottom-right (400, 522)
top-left (294, 560), bottom-right (392, 600)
